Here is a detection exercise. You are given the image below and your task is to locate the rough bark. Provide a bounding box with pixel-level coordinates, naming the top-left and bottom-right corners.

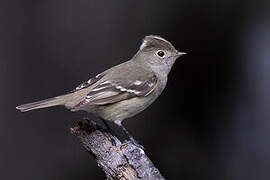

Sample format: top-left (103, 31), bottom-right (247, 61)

top-left (70, 121), bottom-right (165, 180)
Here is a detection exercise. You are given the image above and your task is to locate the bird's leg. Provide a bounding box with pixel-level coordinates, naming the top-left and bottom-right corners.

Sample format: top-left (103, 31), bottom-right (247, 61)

top-left (101, 119), bottom-right (117, 146)
top-left (117, 124), bottom-right (144, 150)
top-left (82, 117), bottom-right (91, 124)
top-left (101, 119), bottom-right (113, 133)
top-left (82, 117), bottom-right (103, 131)
top-left (101, 119), bottom-right (144, 149)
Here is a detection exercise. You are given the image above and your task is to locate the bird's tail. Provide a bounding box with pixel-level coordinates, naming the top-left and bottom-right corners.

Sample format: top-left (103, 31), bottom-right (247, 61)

top-left (16, 94), bottom-right (72, 112)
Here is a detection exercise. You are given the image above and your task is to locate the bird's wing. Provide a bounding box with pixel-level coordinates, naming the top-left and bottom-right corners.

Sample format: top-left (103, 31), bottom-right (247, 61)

top-left (71, 73), bottom-right (106, 92)
top-left (71, 72), bottom-right (158, 111)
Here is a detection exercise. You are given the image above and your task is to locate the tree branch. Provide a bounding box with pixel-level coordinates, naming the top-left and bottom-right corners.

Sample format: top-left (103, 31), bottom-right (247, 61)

top-left (70, 121), bottom-right (165, 180)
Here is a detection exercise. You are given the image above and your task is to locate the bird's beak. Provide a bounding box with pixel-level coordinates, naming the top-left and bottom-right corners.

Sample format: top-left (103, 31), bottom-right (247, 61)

top-left (175, 51), bottom-right (186, 57)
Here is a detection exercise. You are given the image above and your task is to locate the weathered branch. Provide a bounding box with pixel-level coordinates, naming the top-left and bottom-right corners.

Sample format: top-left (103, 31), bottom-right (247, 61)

top-left (70, 121), bottom-right (165, 180)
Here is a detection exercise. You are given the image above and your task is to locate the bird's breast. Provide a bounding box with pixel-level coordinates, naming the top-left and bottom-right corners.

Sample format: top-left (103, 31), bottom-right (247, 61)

top-left (94, 78), bottom-right (167, 125)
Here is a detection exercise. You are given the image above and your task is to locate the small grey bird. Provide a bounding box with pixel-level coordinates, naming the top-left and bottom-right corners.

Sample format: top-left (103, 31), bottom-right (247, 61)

top-left (16, 35), bottom-right (185, 143)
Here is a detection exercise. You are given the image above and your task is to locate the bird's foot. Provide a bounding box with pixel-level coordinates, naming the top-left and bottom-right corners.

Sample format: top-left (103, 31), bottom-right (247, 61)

top-left (82, 117), bottom-right (91, 124)
top-left (81, 117), bottom-right (117, 147)
top-left (110, 138), bottom-right (117, 146)
top-left (80, 117), bottom-right (102, 130)
top-left (100, 119), bottom-right (120, 146)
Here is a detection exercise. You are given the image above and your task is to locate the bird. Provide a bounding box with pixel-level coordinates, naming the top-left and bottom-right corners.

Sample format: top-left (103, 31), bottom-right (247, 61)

top-left (16, 35), bottom-right (186, 145)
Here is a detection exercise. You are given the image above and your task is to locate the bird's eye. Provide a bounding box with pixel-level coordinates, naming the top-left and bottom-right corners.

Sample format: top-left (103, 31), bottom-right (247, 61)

top-left (156, 50), bottom-right (165, 58)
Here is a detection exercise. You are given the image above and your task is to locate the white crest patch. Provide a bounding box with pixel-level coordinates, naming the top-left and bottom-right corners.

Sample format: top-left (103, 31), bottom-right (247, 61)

top-left (139, 40), bottom-right (147, 50)
top-left (149, 35), bottom-right (168, 42)
top-left (140, 35), bottom-right (169, 50)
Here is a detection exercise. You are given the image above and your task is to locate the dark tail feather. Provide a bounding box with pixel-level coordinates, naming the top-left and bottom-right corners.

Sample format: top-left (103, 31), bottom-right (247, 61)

top-left (16, 94), bottom-right (70, 112)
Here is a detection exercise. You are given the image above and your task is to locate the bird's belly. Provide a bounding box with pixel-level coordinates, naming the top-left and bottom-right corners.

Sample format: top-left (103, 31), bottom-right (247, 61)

top-left (94, 95), bottom-right (156, 125)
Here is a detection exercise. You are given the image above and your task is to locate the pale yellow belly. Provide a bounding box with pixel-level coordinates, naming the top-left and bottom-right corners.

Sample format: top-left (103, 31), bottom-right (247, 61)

top-left (93, 95), bottom-right (157, 125)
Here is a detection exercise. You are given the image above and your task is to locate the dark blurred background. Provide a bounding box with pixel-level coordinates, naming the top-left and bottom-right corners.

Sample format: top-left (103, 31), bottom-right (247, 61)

top-left (1, 0), bottom-right (270, 179)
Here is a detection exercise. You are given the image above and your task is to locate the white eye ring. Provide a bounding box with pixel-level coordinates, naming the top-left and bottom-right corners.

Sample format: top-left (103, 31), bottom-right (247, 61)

top-left (156, 50), bottom-right (166, 58)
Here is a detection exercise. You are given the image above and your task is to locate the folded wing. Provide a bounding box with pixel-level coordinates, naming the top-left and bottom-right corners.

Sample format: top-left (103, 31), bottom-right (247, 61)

top-left (71, 74), bottom-right (158, 111)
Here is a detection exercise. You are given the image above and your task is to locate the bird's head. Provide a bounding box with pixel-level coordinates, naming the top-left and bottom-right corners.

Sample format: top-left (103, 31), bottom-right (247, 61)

top-left (134, 35), bottom-right (186, 75)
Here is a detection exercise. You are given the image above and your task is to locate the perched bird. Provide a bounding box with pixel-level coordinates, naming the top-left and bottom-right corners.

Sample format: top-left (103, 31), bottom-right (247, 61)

top-left (16, 35), bottom-right (185, 145)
